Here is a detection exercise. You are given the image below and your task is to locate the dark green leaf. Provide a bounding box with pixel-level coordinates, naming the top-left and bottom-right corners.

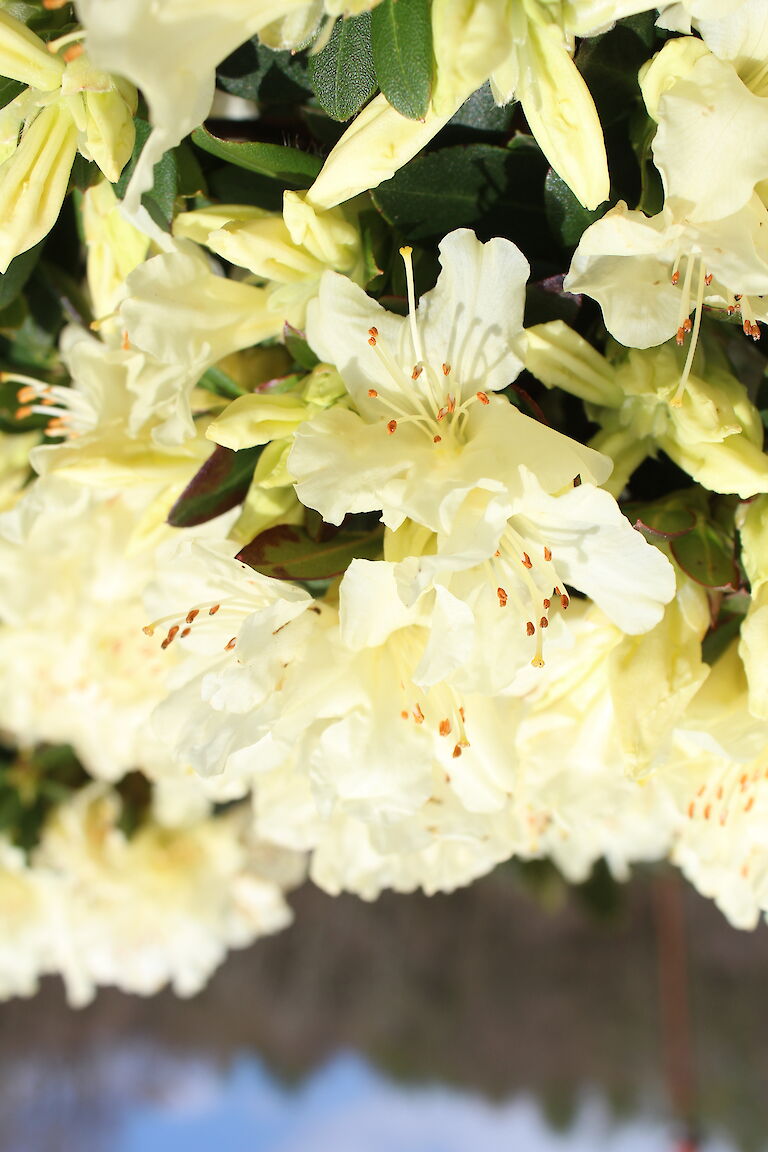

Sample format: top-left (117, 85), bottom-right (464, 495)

top-left (371, 0), bottom-right (432, 120)
top-left (237, 521), bottom-right (384, 580)
top-left (168, 444), bottom-right (264, 528)
top-left (174, 140), bottom-right (207, 198)
top-left (702, 611), bottom-right (744, 666)
top-left (671, 520), bottom-right (739, 590)
top-left (217, 37), bottom-right (312, 105)
top-left (284, 323), bottom-right (320, 371)
top-left (0, 242), bottom-right (43, 311)
top-left (544, 169), bottom-right (606, 249)
top-left (576, 25), bottom-right (650, 128)
top-left (0, 76), bottom-right (24, 112)
top-left (198, 364), bottom-right (246, 400)
top-left (192, 125), bottom-right (321, 186)
top-left (115, 117), bottom-right (177, 228)
top-left (308, 12), bottom-right (376, 122)
top-left (372, 141), bottom-right (549, 250)
top-left (449, 82), bottom-right (516, 134)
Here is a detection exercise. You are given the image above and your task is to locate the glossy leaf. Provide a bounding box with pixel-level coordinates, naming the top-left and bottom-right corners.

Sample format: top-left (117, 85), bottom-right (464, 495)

top-left (371, 0), bottom-right (432, 120)
top-left (372, 141), bottom-right (549, 249)
top-left (544, 169), bottom-right (606, 249)
top-left (284, 324), bottom-right (320, 371)
top-left (191, 125), bottom-right (321, 186)
top-left (671, 520), bottom-right (739, 590)
top-left (168, 445), bottom-right (264, 528)
top-left (237, 521), bottom-right (384, 581)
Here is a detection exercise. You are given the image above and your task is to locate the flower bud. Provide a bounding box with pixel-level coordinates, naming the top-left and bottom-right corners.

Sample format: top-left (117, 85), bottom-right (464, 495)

top-left (0, 102), bottom-right (78, 273)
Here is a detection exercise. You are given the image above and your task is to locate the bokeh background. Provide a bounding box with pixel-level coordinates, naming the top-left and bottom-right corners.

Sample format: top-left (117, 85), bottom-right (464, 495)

top-left (1, 865), bottom-right (765, 1152)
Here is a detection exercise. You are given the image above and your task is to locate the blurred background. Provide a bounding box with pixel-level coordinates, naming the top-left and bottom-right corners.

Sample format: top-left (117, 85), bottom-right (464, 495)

top-left (0, 864), bottom-right (765, 1152)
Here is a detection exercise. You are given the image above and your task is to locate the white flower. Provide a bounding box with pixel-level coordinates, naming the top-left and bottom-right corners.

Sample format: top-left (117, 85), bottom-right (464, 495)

top-left (35, 788), bottom-right (302, 1004)
top-left (74, 0), bottom-right (311, 211)
top-left (0, 477), bottom-right (225, 780)
top-left (119, 244), bottom-right (280, 377)
top-left (292, 229), bottom-right (609, 532)
top-left (144, 537), bottom-right (316, 781)
top-left (19, 327), bottom-right (211, 489)
top-left (563, 196), bottom-right (768, 400)
top-left (0, 839), bottom-right (54, 999)
top-left (664, 642), bottom-right (768, 929)
top-left (641, 38), bottom-right (768, 223)
top-left (524, 321), bottom-right (768, 498)
top-left (174, 191), bottom-right (365, 332)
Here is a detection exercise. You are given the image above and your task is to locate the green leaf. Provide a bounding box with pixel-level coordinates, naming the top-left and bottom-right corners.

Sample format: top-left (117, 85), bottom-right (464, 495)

top-left (198, 364), bottom-right (246, 401)
top-left (284, 323), bottom-right (320, 371)
top-left (671, 520), bottom-right (739, 590)
top-left (576, 24), bottom-right (651, 128)
top-left (237, 521), bottom-right (384, 581)
top-left (628, 503), bottom-right (698, 540)
top-left (114, 118), bottom-right (178, 228)
top-left (372, 141), bottom-right (549, 250)
top-left (0, 76), bottom-right (24, 112)
top-left (371, 0), bottom-right (432, 120)
top-left (168, 445), bottom-right (264, 528)
top-left (217, 37), bottom-right (312, 105)
top-left (192, 125), bottom-right (321, 187)
top-left (449, 82), bottom-right (515, 134)
top-left (544, 169), bottom-right (606, 248)
top-left (308, 12), bottom-right (376, 122)
top-left (0, 242), bottom-right (43, 311)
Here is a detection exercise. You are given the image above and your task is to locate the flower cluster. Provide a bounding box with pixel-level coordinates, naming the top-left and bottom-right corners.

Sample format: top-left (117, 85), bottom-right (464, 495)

top-left (0, 0), bottom-right (767, 1001)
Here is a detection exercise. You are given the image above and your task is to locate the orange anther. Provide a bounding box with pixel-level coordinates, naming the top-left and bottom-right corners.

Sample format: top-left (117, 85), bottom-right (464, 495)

top-left (161, 625), bottom-right (179, 650)
top-left (704, 273), bottom-right (713, 286)
top-left (412, 365), bottom-right (423, 380)
top-left (543, 598), bottom-right (551, 610)
top-left (526, 621), bottom-right (535, 636)
top-left (439, 719), bottom-right (452, 736)
top-left (368, 326), bottom-right (378, 337)
top-left (442, 363), bottom-right (451, 376)
top-left (225, 637), bottom-right (237, 651)
top-left (185, 609), bottom-right (199, 624)
top-left (413, 703), bottom-right (425, 724)
top-left (387, 419), bottom-right (397, 434)
top-left (15, 406), bottom-right (32, 420)
top-left (560, 594), bottom-right (569, 609)
top-left (522, 553), bottom-right (532, 569)
top-left (540, 616), bottom-right (549, 629)
top-left (476, 391), bottom-right (489, 405)
top-left (181, 627), bottom-right (191, 638)
top-left (368, 389), bottom-right (378, 398)
top-left (452, 744), bottom-right (463, 759)
top-left (671, 270), bottom-right (680, 285)
top-left (433, 434), bottom-right (442, 443)
top-left (497, 587), bottom-right (508, 607)
top-left (745, 796), bottom-right (755, 813)
top-left (543, 547), bottom-right (552, 561)
top-left (208, 604), bottom-right (220, 615)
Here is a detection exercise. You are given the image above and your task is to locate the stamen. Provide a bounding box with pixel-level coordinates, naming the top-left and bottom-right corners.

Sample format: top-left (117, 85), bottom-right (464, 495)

top-left (526, 621), bottom-right (535, 636)
top-left (224, 637), bottom-right (237, 651)
top-left (543, 547), bottom-right (552, 561)
top-left (439, 719), bottom-right (452, 736)
top-left (399, 246), bottom-right (424, 366)
top-left (368, 389), bottom-right (378, 398)
top-left (46, 29), bottom-right (86, 53)
top-left (522, 553), bottom-right (532, 569)
top-left (497, 587), bottom-right (508, 607)
top-left (387, 420), bottom-right (397, 434)
top-left (442, 363), bottom-right (451, 376)
top-left (476, 391), bottom-right (489, 405)
top-left (672, 260), bottom-right (706, 406)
